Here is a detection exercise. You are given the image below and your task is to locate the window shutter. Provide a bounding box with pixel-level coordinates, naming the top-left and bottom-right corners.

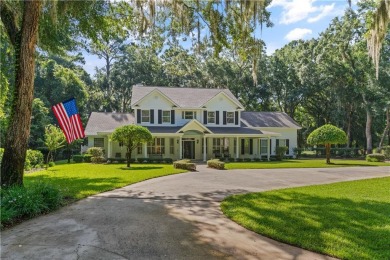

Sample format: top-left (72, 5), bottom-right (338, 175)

top-left (150, 109), bottom-right (154, 124)
top-left (286, 139), bottom-right (290, 154)
top-left (241, 139), bottom-right (245, 154)
top-left (137, 109), bottom-right (141, 124)
top-left (276, 139), bottom-right (279, 148)
top-left (270, 139), bottom-right (272, 154)
top-left (171, 110), bottom-right (175, 124)
top-left (216, 111), bottom-right (219, 125)
top-left (203, 111), bottom-right (207, 124)
top-left (158, 110), bottom-right (162, 124)
top-left (235, 111), bottom-right (239, 125)
top-left (223, 111), bottom-right (227, 125)
top-left (249, 139), bottom-right (253, 155)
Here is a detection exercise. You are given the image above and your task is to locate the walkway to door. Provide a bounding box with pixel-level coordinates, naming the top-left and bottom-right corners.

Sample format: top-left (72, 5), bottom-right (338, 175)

top-left (2, 166), bottom-right (389, 259)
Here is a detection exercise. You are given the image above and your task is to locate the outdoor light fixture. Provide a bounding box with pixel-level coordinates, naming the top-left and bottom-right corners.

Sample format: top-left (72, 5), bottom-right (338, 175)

top-left (177, 139), bottom-right (179, 144)
top-left (197, 139), bottom-right (199, 144)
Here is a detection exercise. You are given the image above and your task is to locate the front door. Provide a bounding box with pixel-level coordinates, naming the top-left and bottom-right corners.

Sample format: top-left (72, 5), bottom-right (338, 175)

top-left (182, 140), bottom-right (195, 159)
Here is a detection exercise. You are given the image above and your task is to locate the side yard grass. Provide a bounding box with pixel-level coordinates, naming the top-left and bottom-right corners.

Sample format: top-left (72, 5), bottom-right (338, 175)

top-left (24, 163), bottom-right (186, 200)
top-left (221, 177), bottom-right (390, 260)
top-left (225, 159), bottom-right (389, 169)
top-left (1, 163), bottom-right (186, 228)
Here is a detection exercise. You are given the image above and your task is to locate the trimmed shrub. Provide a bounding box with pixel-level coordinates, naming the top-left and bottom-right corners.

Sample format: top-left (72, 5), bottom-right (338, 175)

top-left (243, 158), bottom-right (252, 162)
top-left (275, 146), bottom-right (288, 161)
top-left (26, 149), bottom-right (44, 168)
top-left (91, 156), bottom-right (105, 164)
top-left (86, 147), bottom-right (104, 157)
top-left (207, 159), bottom-right (225, 170)
top-left (48, 162), bottom-right (55, 167)
top-left (366, 153), bottom-right (385, 162)
top-left (163, 158), bottom-right (173, 164)
top-left (1, 182), bottom-right (62, 227)
top-left (83, 154), bottom-right (92, 163)
top-left (73, 155), bottom-right (83, 163)
top-left (228, 157), bottom-right (235, 162)
top-left (253, 158), bottom-right (261, 162)
top-left (137, 158), bottom-right (149, 163)
top-left (173, 159), bottom-right (196, 171)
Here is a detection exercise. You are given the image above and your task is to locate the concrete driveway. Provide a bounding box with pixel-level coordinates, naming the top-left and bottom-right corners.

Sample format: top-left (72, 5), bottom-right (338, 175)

top-left (2, 166), bottom-right (389, 260)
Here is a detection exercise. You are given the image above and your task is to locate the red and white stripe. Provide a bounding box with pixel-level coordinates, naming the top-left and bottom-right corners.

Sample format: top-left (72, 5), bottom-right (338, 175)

top-left (52, 103), bottom-right (85, 143)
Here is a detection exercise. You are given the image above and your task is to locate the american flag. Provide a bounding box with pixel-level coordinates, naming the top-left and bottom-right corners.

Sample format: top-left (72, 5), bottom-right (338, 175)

top-left (52, 98), bottom-right (85, 143)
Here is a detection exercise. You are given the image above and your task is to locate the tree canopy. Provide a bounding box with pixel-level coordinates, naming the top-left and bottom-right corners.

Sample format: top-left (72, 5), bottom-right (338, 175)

top-left (111, 125), bottom-right (152, 167)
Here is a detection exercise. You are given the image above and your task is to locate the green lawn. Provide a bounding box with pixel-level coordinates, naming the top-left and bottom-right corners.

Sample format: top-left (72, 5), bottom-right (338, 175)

top-left (221, 177), bottom-right (390, 260)
top-left (24, 163), bottom-right (186, 201)
top-left (225, 159), bottom-right (389, 169)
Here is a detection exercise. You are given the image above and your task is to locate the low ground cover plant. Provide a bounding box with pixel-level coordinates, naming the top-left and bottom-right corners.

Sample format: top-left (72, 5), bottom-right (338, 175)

top-left (1, 182), bottom-right (62, 228)
top-left (221, 177), bottom-right (390, 259)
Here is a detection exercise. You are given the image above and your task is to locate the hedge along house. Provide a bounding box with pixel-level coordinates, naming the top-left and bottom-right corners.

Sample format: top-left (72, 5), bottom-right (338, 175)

top-left (84, 86), bottom-right (301, 161)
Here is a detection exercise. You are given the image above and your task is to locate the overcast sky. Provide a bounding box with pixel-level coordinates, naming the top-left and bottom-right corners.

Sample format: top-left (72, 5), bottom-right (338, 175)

top-left (82, 0), bottom-right (354, 77)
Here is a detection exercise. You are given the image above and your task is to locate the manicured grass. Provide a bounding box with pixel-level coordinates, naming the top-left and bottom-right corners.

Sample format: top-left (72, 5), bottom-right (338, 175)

top-left (225, 159), bottom-right (389, 169)
top-left (24, 163), bottom-right (186, 200)
top-left (221, 177), bottom-right (390, 260)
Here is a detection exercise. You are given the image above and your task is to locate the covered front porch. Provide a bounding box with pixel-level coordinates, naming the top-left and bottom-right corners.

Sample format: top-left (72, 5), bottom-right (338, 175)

top-left (96, 120), bottom-right (280, 161)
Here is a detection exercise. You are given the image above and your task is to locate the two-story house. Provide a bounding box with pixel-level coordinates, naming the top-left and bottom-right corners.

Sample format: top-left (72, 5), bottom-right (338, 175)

top-left (84, 86), bottom-right (301, 161)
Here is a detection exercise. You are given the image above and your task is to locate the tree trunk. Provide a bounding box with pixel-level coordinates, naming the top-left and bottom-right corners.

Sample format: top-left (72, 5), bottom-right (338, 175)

top-left (1, 1), bottom-right (42, 187)
top-left (378, 107), bottom-right (390, 152)
top-left (127, 148), bottom-right (131, 168)
top-left (325, 143), bottom-right (331, 164)
top-left (346, 105), bottom-right (352, 148)
top-left (366, 107), bottom-right (373, 154)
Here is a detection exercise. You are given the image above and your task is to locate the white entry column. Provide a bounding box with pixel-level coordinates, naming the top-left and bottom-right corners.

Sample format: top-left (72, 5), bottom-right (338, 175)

top-left (203, 136), bottom-right (207, 161)
top-left (107, 135), bottom-right (112, 158)
top-left (143, 142), bottom-right (147, 158)
top-left (236, 136), bottom-right (239, 159)
top-left (179, 136), bottom-right (183, 159)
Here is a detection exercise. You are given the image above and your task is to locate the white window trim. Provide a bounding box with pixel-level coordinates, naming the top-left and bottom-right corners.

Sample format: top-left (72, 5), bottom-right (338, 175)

top-left (162, 110), bottom-right (171, 123)
top-left (141, 110), bottom-right (150, 123)
top-left (207, 111), bottom-right (215, 124)
top-left (182, 111), bottom-right (197, 120)
top-left (226, 112), bottom-right (234, 124)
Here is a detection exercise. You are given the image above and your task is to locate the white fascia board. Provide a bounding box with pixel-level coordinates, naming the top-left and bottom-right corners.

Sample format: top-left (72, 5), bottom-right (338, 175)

top-left (202, 91), bottom-right (244, 109)
top-left (132, 88), bottom-right (180, 108)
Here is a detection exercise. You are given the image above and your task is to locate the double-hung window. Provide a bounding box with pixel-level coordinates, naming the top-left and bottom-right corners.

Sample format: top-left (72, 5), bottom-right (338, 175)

top-left (182, 111), bottom-right (196, 119)
top-left (148, 138), bottom-right (165, 154)
top-left (207, 111), bottom-right (215, 124)
top-left (260, 139), bottom-right (268, 154)
top-left (162, 110), bottom-right (171, 123)
top-left (94, 138), bottom-right (104, 148)
top-left (226, 112), bottom-right (234, 124)
top-left (141, 110), bottom-right (150, 122)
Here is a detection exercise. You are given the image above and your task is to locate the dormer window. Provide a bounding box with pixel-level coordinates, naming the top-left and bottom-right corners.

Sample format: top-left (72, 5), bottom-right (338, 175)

top-left (141, 110), bottom-right (150, 122)
top-left (226, 112), bottom-right (234, 124)
top-left (162, 110), bottom-right (171, 123)
top-left (207, 111), bottom-right (215, 124)
top-left (182, 111), bottom-right (197, 119)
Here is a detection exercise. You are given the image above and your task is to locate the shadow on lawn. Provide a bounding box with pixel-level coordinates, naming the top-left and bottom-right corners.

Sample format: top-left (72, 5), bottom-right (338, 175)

top-left (222, 192), bottom-right (390, 259)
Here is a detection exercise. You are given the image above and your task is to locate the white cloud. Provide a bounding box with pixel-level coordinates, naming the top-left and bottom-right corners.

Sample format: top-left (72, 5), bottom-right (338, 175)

top-left (307, 3), bottom-right (335, 23)
top-left (285, 28), bottom-right (312, 41)
top-left (269, 0), bottom-right (337, 25)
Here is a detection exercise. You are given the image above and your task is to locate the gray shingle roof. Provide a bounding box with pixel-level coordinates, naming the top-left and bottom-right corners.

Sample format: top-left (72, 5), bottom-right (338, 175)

top-left (85, 112), bottom-right (135, 135)
top-left (241, 112), bottom-right (301, 128)
top-left (131, 86), bottom-right (243, 108)
top-left (207, 127), bottom-right (263, 135)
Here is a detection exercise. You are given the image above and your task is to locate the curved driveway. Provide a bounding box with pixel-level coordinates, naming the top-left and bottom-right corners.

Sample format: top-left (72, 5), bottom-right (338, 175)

top-left (2, 166), bottom-right (389, 259)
